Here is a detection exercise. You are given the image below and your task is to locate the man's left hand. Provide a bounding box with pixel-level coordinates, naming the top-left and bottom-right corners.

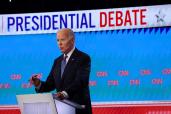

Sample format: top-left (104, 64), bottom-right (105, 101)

top-left (56, 92), bottom-right (65, 100)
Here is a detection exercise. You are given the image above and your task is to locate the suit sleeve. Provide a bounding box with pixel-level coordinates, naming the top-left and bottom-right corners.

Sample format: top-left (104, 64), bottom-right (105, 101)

top-left (65, 55), bottom-right (91, 97)
top-left (36, 60), bottom-right (56, 93)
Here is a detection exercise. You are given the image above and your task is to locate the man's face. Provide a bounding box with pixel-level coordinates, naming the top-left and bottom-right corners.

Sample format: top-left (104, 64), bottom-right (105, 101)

top-left (57, 30), bottom-right (74, 54)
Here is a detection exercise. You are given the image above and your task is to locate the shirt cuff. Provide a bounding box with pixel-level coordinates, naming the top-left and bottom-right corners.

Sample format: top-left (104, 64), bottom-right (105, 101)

top-left (61, 91), bottom-right (69, 98)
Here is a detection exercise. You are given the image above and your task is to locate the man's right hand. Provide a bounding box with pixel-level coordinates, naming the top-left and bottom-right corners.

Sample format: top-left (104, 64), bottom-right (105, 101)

top-left (29, 75), bottom-right (41, 87)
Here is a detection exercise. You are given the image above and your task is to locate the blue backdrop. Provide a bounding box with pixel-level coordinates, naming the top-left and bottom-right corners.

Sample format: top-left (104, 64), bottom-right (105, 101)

top-left (0, 27), bottom-right (171, 105)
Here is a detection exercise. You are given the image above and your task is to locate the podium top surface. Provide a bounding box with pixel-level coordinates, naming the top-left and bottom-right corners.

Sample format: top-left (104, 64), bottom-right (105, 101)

top-left (52, 94), bottom-right (85, 109)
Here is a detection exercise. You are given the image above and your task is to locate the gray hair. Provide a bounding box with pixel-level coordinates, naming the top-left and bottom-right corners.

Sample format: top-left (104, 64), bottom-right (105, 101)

top-left (57, 28), bottom-right (75, 39)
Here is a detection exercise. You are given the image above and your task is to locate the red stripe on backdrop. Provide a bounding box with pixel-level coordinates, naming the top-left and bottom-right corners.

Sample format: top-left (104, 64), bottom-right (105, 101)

top-left (0, 109), bottom-right (20, 114)
top-left (92, 106), bottom-right (171, 114)
top-left (1, 105), bottom-right (171, 114)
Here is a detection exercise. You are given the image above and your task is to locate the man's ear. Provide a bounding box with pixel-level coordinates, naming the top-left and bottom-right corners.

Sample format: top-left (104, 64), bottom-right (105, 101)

top-left (71, 38), bottom-right (75, 45)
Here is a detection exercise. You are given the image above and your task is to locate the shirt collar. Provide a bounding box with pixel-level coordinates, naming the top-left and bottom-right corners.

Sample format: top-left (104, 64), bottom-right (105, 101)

top-left (64, 47), bottom-right (75, 62)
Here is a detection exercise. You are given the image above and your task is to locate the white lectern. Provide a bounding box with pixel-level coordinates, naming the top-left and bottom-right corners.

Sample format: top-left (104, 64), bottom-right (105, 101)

top-left (17, 93), bottom-right (85, 114)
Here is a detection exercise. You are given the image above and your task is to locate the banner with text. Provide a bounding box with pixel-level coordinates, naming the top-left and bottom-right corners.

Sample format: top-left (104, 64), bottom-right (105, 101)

top-left (0, 4), bottom-right (171, 35)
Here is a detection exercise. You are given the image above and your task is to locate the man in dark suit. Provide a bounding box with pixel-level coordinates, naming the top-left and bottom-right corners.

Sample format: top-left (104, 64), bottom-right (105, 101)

top-left (30, 28), bottom-right (92, 114)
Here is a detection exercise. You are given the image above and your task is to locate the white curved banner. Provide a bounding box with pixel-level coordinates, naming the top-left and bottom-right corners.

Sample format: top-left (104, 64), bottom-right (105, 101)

top-left (0, 4), bottom-right (171, 35)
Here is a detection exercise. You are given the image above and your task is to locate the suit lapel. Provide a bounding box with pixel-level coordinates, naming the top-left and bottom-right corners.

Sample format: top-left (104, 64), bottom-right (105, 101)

top-left (55, 56), bottom-right (63, 88)
top-left (61, 49), bottom-right (79, 81)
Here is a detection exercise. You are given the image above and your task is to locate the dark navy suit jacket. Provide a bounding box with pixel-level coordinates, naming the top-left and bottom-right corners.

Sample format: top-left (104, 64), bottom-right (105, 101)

top-left (36, 48), bottom-right (92, 114)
